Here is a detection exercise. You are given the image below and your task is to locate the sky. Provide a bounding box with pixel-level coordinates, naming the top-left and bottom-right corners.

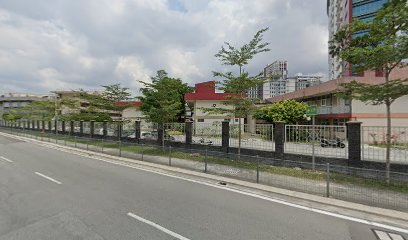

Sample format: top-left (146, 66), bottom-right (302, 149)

top-left (0, 0), bottom-right (329, 95)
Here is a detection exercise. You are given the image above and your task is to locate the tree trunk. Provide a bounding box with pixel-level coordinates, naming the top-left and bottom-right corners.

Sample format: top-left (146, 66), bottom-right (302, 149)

top-left (385, 72), bottom-right (391, 184)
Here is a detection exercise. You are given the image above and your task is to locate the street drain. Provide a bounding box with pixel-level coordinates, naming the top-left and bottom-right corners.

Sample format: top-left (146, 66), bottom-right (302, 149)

top-left (218, 181), bottom-right (227, 186)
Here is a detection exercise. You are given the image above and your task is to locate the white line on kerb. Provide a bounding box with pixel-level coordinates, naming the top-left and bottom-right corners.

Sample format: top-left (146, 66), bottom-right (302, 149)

top-left (127, 212), bottom-right (191, 240)
top-left (0, 156), bottom-right (13, 163)
top-left (34, 172), bottom-right (62, 185)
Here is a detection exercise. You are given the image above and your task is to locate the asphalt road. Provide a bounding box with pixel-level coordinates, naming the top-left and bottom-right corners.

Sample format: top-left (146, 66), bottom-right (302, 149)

top-left (0, 134), bottom-right (407, 240)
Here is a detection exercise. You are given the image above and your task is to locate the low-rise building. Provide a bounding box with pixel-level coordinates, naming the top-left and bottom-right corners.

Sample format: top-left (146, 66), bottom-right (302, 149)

top-left (53, 90), bottom-right (122, 120)
top-left (266, 67), bottom-right (408, 126)
top-left (185, 81), bottom-right (244, 124)
top-left (0, 93), bottom-right (55, 119)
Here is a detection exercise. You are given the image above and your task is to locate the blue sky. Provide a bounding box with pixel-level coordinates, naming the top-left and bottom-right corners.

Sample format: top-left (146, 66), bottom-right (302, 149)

top-left (0, 0), bottom-right (328, 94)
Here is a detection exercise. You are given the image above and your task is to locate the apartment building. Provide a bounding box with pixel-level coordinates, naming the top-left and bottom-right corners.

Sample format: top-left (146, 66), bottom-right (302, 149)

top-left (327, 0), bottom-right (389, 80)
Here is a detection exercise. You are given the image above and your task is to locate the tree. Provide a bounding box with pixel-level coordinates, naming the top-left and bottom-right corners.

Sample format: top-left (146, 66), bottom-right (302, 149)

top-left (22, 100), bottom-right (55, 121)
top-left (201, 28), bottom-right (270, 157)
top-left (329, 0), bottom-right (408, 182)
top-left (254, 100), bottom-right (308, 124)
top-left (67, 84), bottom-right (132, 121)
top-left (2, 110), bottom-right (23, 120)
top-left (139, 70), bottom-right (193, 123)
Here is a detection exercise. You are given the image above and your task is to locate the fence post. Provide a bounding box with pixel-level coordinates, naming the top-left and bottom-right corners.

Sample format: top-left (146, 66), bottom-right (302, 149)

top-left (135, 120), bottom-right (141, 143)
top-left (42, 120), bottom-right (45, 132)
top-left (326, 163), bottom-right (330, 197)
top-left (346, 121), bottom-right (362, 164)
top-left (256, 155), bottom-right (260, 183)
top-left (48, 120), bottom-right (52, 133)
top-left (117, 121), bottom-right (122, 141)
top-left (79, 120), bottom-right (84, 137)
top-left (185, 121), bottom-right (193, 147)
top-left (169, 146), bottom-right (172, 166)
top-left (62, 120), bottom-right (66, 135)
top-left (205, 145), bottom-right (208, 173)
top-left (119, 140), bottom-right (122, 157)
top-left (274, 121), bottom-right (285, 160)
top-left (157, 123), bottom-right (164, 146)
top-left (103, 120), bottom-right (108, 138)
top-left (90, 120), bottom-right (95, 138)
top-left (36, 120), bottom-right (40, 131)
top-left (70, 121), bottom-right (74, 136)
top-left (222, 121), bottom-right (230, 153)
top-left (54, 119), bottom-right (58, 134)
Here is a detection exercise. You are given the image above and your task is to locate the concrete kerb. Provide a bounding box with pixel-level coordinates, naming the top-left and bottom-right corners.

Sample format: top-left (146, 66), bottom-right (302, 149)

top-left (1, 131), bottom-right (407, 226)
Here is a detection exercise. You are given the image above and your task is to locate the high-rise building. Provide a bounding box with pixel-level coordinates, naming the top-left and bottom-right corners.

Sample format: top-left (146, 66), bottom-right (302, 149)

top-left (294, 74), bottom-right (322, 90)
top-left (327, 0), bottom-right (388, 80)
top-left (262, 60), bottom-right (290, 99)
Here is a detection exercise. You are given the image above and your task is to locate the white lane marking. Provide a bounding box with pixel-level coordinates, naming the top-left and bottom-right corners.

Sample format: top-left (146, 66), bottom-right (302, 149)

top-left (389, 233), bottom-right (406, 240)
top-left (127, 212), bottom-right (191, 240)
top-left (0, 156), bottom-right (13, 163)
top-left (34, 172), bottom-right (62, 185)
top-left (7, 137), bottom-right (408, 235)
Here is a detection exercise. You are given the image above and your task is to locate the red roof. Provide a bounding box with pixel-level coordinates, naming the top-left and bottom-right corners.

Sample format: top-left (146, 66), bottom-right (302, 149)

top-left (185, 81), bottom-right (235, 101)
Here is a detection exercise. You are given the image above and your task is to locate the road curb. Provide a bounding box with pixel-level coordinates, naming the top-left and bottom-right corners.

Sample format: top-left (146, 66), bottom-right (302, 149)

top-left (2, 132), bottom-right (408, 226)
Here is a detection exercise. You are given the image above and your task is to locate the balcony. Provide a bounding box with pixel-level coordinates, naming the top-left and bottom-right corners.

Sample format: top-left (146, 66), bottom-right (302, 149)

top-left (318, 105), bottom-right (351, 115)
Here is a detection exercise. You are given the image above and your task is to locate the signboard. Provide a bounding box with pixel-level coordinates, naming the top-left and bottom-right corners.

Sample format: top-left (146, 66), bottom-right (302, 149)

top-left (306, 105), bottom-right (317, 116)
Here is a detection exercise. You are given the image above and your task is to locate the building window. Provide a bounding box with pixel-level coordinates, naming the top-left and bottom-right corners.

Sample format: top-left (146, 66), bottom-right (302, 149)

top-left (235, 118), bottom-right (239, 123)
top-left (197, 119), bottom-right (204, 122)
top-left (321, 98), bottom-right (327, 106)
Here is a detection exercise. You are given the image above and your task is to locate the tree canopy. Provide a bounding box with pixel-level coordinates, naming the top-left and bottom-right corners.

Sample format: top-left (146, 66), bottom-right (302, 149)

top-left (66, 84), bottom-right (132, 121)
top-left (139, 70), bottom-right (193, 123)
top-left (254, 100), bottom-right (308, 124)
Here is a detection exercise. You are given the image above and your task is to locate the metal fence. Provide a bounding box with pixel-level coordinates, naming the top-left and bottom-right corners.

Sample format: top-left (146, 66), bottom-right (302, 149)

top-left (285, 125), bottom-right (347, 158)
top-left (362, 126), bottom-right (408, 165)
top-left (94, 122), bottom-right (104, 136)
top-left (2, 126), bottom-right (407, 211)
top-left (164, 122), bottom-right (186, 143)
top-left (83, 121), bottom-right (91, 134)
top-left (193, 122), bottom-right (222, 146)
top-left (229, 124), bottom-right (274, 151)
top-left (122, 121), bottom-right (135, 138)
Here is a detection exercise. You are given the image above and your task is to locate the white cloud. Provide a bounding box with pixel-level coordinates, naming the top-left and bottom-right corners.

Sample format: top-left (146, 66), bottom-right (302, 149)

top-left (115, 56), bottom-right (152, 91)
top-left (0, 0), bottom-right (329, 94)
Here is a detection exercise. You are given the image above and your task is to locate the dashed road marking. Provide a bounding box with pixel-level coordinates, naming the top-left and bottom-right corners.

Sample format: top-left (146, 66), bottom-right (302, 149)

top-left (0, 156), bottom-right (13, 163)
top-left (127, 212), bottom-right (190, 240)
top-left (34, 172), bottom-right (62, 185)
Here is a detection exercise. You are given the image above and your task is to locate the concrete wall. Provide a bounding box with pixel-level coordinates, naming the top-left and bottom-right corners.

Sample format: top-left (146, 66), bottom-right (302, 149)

top-left (352, 95), bottom-right (408, 126)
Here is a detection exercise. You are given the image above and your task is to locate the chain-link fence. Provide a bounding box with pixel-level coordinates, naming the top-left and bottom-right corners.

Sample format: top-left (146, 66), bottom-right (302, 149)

top-left (362, 126), bottom-right (408, 165)
top-left (285, 125), bottom-right (347, 158)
